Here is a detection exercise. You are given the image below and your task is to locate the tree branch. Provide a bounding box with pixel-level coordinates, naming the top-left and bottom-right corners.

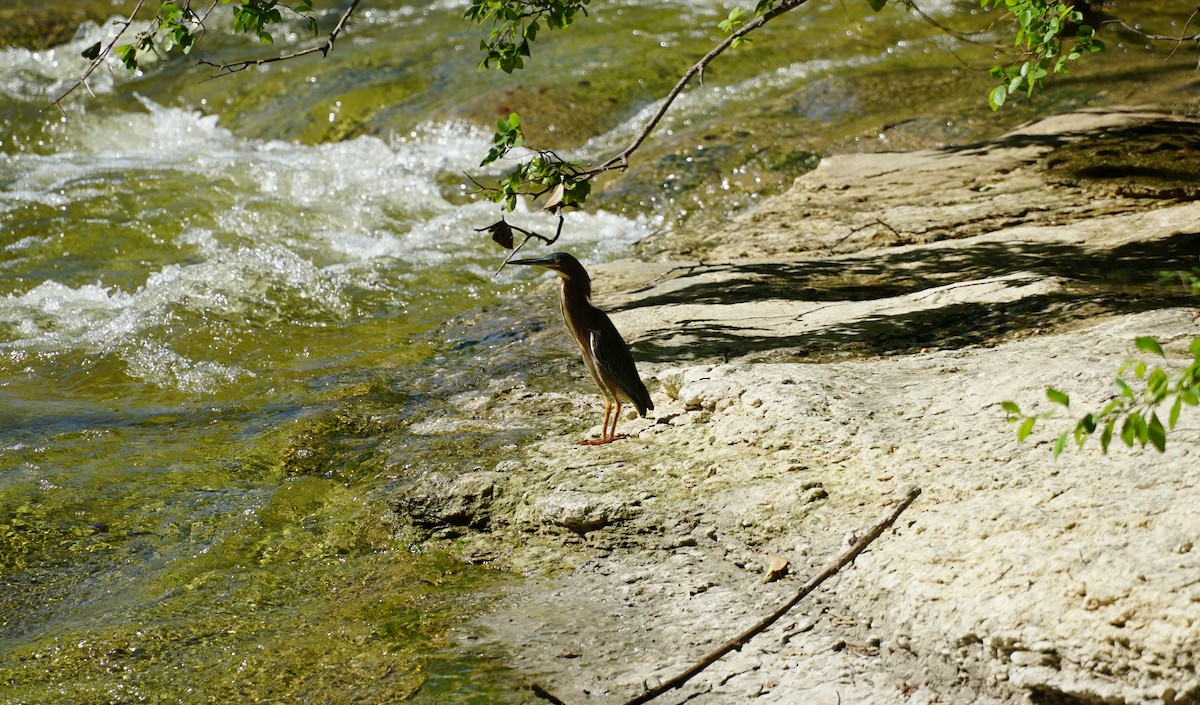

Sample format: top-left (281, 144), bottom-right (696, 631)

top-left (589, 0), bottom-right (811, 177)
top-left (199, 0), bottom-right (363, 77)
top-left (45, 0), bottom-right (149, 112)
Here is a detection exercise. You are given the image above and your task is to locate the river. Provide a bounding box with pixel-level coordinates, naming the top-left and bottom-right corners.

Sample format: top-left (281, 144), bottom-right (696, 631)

top-left (0, 1), bottom-right (1192, 702)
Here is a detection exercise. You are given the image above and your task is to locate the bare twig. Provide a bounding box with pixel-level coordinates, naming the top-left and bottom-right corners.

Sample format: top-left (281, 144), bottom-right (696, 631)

top-left (830, 218), bottom-right (901, 251)
top-left (612, 486), bottom-right (920, 705)
top-left (486, 216), bottom-right (564, 276)
top-left (530, 683), bottom-right (568, 705)
top-left (199, 0), bottom-right (363, 77)
top-left (1101, 11), bottom-right (1200, 45)
top-left (904, 0), bottom-right (1002, 47)
top-left (45, 0), bottom-right (149, 111)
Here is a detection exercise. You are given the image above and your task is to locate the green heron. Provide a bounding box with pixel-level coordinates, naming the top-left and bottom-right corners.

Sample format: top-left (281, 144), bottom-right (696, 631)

top-left (510, 252), bottom-right (653, 445)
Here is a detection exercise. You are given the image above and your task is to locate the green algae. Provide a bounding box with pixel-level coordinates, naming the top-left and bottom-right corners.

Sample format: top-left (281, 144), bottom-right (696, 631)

top-left (0, 397), bottom-right (516, 705)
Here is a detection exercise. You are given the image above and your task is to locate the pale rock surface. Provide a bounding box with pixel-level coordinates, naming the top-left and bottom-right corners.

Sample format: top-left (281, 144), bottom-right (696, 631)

top-left (409, 108), bottom-right (1200, 705)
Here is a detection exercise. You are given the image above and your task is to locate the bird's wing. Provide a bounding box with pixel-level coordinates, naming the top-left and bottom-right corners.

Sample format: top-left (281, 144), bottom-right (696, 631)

top-left (588, 312), bottom-right (654, 414)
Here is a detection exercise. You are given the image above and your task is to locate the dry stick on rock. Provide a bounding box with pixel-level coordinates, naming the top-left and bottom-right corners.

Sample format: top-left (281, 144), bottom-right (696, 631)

top-left (531, 486), bottom-right (922, 705)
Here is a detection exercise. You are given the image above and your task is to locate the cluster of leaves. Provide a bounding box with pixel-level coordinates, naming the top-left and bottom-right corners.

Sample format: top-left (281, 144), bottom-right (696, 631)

top-left (464, 0), bottom-right (591, 73)
top-left (478, 113), bottom-right (591, 212)
top-left (981, 0), bottom-right (1104, 110)
top-left (716, 1), bottom-right (786, 47)
top-left (1004, 336), bottom-right (1200, 456)
top-left (231, 0), bottom-right (318, 45)
top-left (86, 0), bottom-right (319, 74)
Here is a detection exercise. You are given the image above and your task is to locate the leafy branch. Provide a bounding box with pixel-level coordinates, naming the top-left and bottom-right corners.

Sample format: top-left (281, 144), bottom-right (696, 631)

top-left (466, 0), bottom-right (819, 214)
top-left (464, 0), bottom-right (593, 73)
top-left (979, 0), bottom-right (1104, 110)
top-left (49, 0), bottom-right (354, 109)
top-left (1004, 336), bottom-right (1200, 456)
top-left (199, 0), bottom-right (360, 76)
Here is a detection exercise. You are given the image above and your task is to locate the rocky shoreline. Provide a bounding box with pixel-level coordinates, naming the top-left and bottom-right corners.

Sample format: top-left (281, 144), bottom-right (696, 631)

top-left (403, 107), bottom-right (1200, 704)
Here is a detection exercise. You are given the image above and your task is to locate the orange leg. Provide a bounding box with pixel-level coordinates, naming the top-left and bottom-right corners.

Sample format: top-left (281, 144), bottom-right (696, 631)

top-left (580, 397), bottom-right (614, 446)
top-left (608, 400), bottom-right (624, 442)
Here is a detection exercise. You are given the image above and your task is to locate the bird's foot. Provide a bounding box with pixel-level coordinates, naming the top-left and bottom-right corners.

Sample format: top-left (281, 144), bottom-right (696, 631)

top-left (578, 435), bottom-right (627, 446)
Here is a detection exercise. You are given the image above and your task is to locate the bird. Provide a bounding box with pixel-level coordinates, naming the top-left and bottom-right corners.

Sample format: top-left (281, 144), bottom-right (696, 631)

top-left (509, 252), bottom-right (653, 445)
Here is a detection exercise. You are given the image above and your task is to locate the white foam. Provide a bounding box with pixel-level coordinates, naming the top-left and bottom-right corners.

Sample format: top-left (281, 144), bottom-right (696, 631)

top-left (0, 17), bottom-right (154, 103)
top-left (1, 100), bottom-right (650, 393)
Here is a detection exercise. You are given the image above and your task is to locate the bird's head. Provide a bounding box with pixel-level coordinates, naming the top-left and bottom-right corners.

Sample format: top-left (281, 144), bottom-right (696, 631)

top-left (510, 252), bottom-right (587, 279)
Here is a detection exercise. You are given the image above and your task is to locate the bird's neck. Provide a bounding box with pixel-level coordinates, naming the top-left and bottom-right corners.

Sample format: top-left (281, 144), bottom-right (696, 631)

top-left (558, 274), bottom-right (591, 301)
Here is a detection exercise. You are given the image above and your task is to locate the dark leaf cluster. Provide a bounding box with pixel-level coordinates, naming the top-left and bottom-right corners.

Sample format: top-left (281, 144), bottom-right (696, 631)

top-left (463, 0), bottom-right (591, 73)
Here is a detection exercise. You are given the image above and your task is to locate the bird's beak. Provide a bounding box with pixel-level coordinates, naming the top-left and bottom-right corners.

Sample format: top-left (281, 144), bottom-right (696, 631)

top-left (509, 257), bottom-right (553, 267)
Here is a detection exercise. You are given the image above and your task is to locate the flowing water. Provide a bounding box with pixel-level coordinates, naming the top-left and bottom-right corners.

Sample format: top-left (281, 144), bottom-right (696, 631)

top-left (0, 1), bottom-right (1193, 702)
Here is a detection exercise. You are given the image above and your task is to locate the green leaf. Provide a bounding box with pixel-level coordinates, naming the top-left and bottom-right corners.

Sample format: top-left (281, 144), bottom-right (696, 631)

top-left (1072, 419), bottom-right (1088, 449)
top-left (1046, 387), bottom-right (1070, 407)
top-left (988, 85), bottom-right (1007, 111)
top-left (1098, 398), bottom-right (1122, 418)
top-left (1135, 336), bottom-right (1165, 357)
top-left (1114, 377), bottom-right (1134, 399)
top-left (1147, 413), bottom-right (1166, 452)
top-left (1053, 432), bottom-right (1067, 458)
top-left (1169, 396), bottom-right (1183, 429)
top-left (115, 44), bottom-right (138, 71)
top-left (1132, 412), bottom-right (1149, 446)
top-left (719, 7), bottom-right (745, 32)
top-left (1100, 419), bottom-right (1114, 454)
top-left (1120, 417), bottom-right (1135, 447)
top-left (1017, 416), bottom-right (1036, 442)
top-left (1147, 367), bottom-right (1169, 400)
top-left (1001, 400), bottom-right (1021, 416)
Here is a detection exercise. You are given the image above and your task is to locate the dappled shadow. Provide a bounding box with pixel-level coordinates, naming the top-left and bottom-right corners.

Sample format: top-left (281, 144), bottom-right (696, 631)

top-left (939, 115), bottom-right (1200, 200)
top-left (1041, 119), bottom-right (1200, 200)
top-left (623, 231), bottom-right (1200, 363)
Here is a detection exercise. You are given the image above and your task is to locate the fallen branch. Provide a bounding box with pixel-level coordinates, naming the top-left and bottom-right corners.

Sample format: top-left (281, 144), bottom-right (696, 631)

top-left (531, 485), bottom-right (922, 705)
